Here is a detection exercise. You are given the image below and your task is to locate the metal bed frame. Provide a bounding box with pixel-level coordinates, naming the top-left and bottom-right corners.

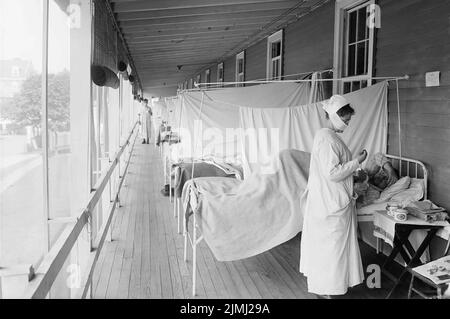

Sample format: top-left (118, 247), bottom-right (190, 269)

top-left (357, 153), bottom-right (428, 223)
top-left (357, 154), bottom-right (429, 253)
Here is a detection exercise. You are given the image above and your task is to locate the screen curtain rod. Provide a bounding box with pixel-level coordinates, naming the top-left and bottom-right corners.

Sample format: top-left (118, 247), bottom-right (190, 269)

top-left (192, 75), bottom-right (410, 89)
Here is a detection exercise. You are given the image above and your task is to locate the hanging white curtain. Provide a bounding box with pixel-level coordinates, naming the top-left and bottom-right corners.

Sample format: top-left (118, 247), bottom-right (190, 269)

top-left (239, 81), bottom-right (388, 177)
top-left (177, 82), bottom-right (312, 163)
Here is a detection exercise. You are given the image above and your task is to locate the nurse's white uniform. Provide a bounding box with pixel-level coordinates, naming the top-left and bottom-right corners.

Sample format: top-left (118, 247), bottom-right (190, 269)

top-left (299, 127), bottom-right (364, 295)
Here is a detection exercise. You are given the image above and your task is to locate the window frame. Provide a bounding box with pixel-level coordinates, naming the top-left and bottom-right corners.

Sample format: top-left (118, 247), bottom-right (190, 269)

top-left (235, 51), bottom-right (245, 86)
top-left (333, 0), bottom-right (375, 94)
top-left (266, 29), bottom-right (283, 80)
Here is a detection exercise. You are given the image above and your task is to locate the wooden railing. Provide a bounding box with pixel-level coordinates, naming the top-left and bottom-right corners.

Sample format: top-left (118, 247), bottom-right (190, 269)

top-left (22, 121), bottom-right (140, 299)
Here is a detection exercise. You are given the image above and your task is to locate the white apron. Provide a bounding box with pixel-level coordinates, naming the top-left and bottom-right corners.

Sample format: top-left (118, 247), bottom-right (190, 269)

top-left (299, 128), bottom-right (364, 295)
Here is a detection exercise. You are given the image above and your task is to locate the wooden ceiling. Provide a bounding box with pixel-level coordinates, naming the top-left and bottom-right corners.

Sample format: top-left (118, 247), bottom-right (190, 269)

top-left (110, 0), bottom-right (329, 91)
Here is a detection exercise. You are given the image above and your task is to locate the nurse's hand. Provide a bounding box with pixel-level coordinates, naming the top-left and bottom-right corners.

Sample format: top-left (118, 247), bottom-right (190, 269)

top-left (357, 150), bottom-right (368, 164)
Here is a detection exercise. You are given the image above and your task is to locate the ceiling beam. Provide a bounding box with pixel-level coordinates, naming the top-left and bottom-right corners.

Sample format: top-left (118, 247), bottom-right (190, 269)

top-left (128, 38), bottom-right (243, 49)
top-left (136, 60), bottom-right (217, 69)
top-left (112, 0), bottom-right (300, 12)
top-left (117, 10), bottom-right (294, 27)
top-left (132, 46), bottom-right (231, 56)
top-left (120, 19), bottom-right (272, 33)
top-left (117, 8), bottom-right (296, 25)
top-left (127, 35), bottom-right (251, 46)
top-left (123, 25), bottom-right (258, 38)
top-left (133, 52), bottom-right (229, 59)
top-left (125, 29), bottom-right (255, 41)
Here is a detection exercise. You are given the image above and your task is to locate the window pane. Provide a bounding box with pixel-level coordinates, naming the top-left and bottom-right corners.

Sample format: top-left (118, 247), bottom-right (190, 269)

top-left (365, 40), bottom-right (370, 74)
top-left (100, 88), bottom-right (108, 158)
top-left (343, 82), bottom-right (351, 94)
top-left (352, 81), bottom-right (361, 92)
top-left (271, 41), bottom-right (281, 58)
top-left (348, 11), bottom-right (357, 43)
top-left (347, 44), bottom-right (356, 76)
top-left (47, 3), bottom-right (73, 299)
top-left (272, 59), bottom-right (280, 79)
top-left (0, 0), bottom-right (46, 285)
top-left (272, 60), bottom-right (276, 78)
top-left (356, 41), bottom-right (367, 75)
top-left (358, 7), bottom-right (368, 41)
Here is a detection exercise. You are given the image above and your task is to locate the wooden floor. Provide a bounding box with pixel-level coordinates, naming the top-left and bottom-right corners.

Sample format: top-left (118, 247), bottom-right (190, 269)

top-left (92, 142), bottom-right (413, 299)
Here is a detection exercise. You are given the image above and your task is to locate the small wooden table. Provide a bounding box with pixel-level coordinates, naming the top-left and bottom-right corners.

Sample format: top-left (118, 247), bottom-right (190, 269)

top-left (372, 210), bottom-right (448, 298)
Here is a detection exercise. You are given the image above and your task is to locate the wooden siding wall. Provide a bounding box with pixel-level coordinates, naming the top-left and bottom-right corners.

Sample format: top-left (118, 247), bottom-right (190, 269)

top-left (144, 86), bottom-right (177, 98)
top-left (375, 0), bottom-right (450, 210)
top-left (245, 39), bottom-right (267, 81)
top-left (224, 55), bottom-right (236, 83)
top-left (284, 1), bottom-right (334, 75)
top-left (210, 65), bottom-right (217, 84)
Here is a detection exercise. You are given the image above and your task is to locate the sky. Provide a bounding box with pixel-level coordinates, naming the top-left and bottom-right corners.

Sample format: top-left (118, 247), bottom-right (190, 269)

top-left (0, 0), bottom-right (70, 73)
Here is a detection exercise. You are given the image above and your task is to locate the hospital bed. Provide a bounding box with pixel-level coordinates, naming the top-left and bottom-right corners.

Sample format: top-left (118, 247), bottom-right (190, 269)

top-left (357, 154), bottom-right (428, 222)
top-left (171, 160), bottom-right (242, 234)
top-left (356, 154), bottom-right (450, 252)
top-left (181, 149), bottom-right (310, 296)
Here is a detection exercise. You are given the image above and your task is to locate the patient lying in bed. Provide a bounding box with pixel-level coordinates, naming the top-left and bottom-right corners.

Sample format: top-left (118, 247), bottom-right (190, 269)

top-left (354, 153), bottom-right (399, 208)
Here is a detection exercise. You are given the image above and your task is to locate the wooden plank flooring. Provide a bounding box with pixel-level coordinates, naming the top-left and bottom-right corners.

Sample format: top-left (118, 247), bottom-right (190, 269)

top-left (92, 143), bottom-right (413, 299)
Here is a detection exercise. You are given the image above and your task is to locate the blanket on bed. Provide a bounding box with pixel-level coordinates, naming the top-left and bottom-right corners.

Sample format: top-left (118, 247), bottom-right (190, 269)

top-left (182, 149), bottom-right (310, 261)
top-left (174, 161), bottom-right (243, 198)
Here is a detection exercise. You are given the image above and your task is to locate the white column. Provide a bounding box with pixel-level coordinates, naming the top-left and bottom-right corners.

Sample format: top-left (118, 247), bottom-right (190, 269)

top-left (69, 0), bottom-right (93, 298)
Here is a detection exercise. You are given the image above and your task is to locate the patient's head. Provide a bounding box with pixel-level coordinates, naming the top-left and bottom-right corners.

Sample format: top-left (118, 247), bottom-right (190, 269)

top-left (368, 160), bottom-right (398, 190)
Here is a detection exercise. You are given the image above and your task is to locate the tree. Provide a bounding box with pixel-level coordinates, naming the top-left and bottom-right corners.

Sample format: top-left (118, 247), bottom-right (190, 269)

top-left (3, 71), bottom-right (70, 132)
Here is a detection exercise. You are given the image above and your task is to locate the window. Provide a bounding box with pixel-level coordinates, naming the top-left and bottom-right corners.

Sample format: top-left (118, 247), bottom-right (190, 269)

top-left (266, 30), bottom-right (283, 80)
top-left (0, 0), bottom-right (140, 298)
top-left (0, 0), bottom-right (77, 298)
top-left (205, 69), bottom-right (211, 88)
top-left (189, 78), bottom-right (194, 89)
top-left (333, 0), bottom-right (375, 93)
top-left (195, 74), bottom-right (201, 86)
top-left (235, 51), bottom-right (245, 87)
top-left (0, 1), bottom-right (46, 281)
top-left (217, 62), bottom-right (224, 87)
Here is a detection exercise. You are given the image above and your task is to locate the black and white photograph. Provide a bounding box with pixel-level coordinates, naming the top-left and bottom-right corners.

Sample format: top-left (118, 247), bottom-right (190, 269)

top-left (0, 0), bottom-right (450, 307)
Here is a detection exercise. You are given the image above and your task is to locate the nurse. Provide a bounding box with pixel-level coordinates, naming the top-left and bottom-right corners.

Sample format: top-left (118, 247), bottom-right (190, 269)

top-left (299, 95), bottom-right (368, 297)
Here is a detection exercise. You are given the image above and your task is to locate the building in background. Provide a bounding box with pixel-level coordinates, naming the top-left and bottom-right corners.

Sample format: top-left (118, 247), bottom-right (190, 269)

top-left (0, 58), bottom-right (33, 134)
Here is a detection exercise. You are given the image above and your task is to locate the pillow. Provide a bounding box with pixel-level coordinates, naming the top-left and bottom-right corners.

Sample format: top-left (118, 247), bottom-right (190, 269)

top-left (375, 176), bottom-right (411, 202)
top-left (390, 178), bottom-right (425, 206)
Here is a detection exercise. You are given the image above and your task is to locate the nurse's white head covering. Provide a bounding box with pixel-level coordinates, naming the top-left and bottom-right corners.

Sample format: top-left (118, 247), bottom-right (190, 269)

top-left (323, 95), bottom-right (349, 115)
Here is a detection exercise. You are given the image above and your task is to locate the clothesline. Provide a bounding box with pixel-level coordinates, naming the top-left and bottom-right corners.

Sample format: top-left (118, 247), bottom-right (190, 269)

top-left (176, 69), bottom-right (333, 93)
top-left (233, 68), bottom-right (333, 84)
top-left (192, 75), bottom-right (409, 89)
